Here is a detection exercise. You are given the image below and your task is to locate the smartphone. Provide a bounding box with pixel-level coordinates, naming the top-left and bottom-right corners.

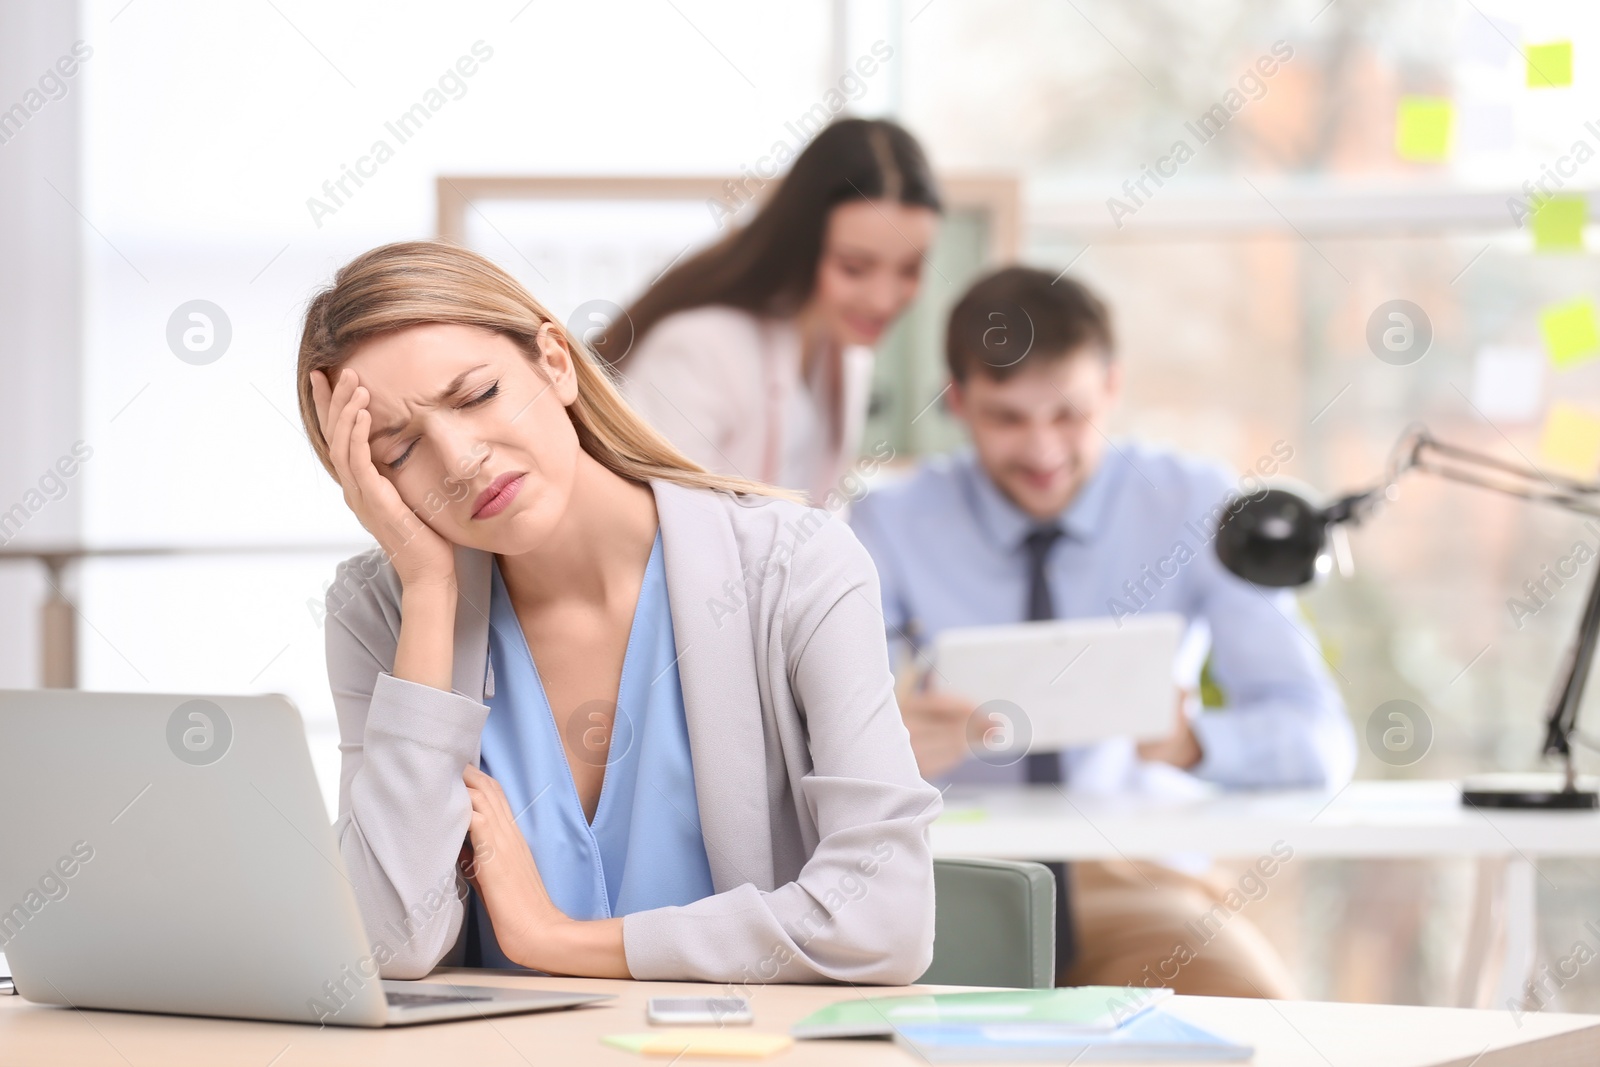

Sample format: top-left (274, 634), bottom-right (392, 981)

top-left (646, 996), bottom-right (752, 1026)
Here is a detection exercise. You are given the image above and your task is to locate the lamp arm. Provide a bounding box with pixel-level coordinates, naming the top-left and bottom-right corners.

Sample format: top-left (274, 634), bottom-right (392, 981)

top-left (1545, 560), bottom-right (1600, 764)
top-left (1400, 429), bottom-right (1600, 520)
top-left (1371, 428), bottom-right (1600, 770)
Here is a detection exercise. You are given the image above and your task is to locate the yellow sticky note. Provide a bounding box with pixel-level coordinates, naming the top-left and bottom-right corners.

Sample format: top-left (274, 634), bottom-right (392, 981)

top-left (1539, 297), bottom-right (1600, 367)
top-left (938, 807), bottom-right (989, 824)
top-left (1533, 195), bottom-right (1587, 251)
top-left (1396, 98), bottom-right (1452, 161)
top-left (1527, 41), bottom-right (1573, 88)
top-left (603, 1031), bottom-right (794, 1058)
top-left (1539, 405), bottom-right (1600, 479)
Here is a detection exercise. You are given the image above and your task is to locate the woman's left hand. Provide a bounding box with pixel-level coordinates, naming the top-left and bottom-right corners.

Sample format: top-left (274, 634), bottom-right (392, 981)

top-left (461, 764), bottom-right (632, 978)
top-left (462, 765), bottom-right (567, 966)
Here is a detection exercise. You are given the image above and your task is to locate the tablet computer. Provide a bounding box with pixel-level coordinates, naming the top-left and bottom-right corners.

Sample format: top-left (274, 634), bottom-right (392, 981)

top-left (930, 612), bottom-right (1186, 754)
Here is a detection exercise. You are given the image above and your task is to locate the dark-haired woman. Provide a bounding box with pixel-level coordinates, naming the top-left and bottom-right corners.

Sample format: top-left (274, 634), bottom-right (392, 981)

top-left (599, 118), bottom-right (940, 501)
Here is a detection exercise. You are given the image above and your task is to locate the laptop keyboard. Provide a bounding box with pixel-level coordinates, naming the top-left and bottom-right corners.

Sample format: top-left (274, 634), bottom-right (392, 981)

top-left (386, 990), bottom-right (493, 1008)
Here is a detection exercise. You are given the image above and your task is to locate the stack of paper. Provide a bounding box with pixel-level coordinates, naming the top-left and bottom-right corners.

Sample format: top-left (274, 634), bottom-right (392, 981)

top-left (791, 987), bottom-right (1251, 1062)
top-left (895, 1011), bottom-right (1254, 1063)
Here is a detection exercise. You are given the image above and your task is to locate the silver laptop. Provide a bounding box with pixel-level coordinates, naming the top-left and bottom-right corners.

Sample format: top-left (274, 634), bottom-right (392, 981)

top-left (0, 689), bottom-right (613, 1026)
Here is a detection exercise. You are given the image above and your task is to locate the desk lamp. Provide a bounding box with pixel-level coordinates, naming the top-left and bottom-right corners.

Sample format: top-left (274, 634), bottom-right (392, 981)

top-left (1215, 427), bottom-right (1599, 810)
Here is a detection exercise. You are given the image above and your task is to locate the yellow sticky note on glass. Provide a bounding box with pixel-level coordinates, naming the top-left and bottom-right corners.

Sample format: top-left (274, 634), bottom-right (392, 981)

top-left (1527, 41), bottom-right (1573, 88)
top-left (1533, 195), bottom-right (1587, 251)
top-left (1539, 405), bottom-right (1600, 479)
top-left (603, 1031), bottom-right (794, 1058)
top-left (1539, 297), bottom-right (1600, 367)
top-left (1397, 98), bottom-right (1452, 161)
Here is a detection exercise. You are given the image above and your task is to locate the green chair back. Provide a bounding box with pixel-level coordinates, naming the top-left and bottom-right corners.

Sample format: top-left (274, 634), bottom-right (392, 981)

top-left (919, 857), bottom-right (1056, 989)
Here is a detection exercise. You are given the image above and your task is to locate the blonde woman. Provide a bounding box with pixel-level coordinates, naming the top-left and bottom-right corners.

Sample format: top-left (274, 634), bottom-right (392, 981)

top-left (295, 241), bottom-right (938, 985)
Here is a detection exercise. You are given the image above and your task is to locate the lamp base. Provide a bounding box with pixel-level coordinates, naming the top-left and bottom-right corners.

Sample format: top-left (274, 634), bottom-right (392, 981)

top-left (1460, 773), bottom-right (1599, 810)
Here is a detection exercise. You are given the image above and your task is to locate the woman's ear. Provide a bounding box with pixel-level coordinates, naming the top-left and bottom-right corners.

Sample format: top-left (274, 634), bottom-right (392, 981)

top-left (534, 322), bottom-right (581, 406)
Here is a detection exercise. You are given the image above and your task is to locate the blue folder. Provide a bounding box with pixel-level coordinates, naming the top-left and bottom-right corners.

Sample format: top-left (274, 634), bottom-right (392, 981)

top-left (893, 1008), bottom-right (1253, 1063)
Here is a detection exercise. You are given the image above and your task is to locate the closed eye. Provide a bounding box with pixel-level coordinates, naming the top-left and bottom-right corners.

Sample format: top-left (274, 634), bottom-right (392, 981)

top-left (388, 440), bottom-right (419, 469)
top-left (386, 383), bottom-right (498, 470)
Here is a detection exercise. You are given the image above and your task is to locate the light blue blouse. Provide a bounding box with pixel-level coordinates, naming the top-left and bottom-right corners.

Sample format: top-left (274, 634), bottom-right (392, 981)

top-left (469, 531), bottom-right (715, 968)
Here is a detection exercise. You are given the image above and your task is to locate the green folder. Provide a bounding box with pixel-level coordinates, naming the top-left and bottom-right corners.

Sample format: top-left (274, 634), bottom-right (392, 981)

top-left (790, 986), bottom-right (1172, 1039)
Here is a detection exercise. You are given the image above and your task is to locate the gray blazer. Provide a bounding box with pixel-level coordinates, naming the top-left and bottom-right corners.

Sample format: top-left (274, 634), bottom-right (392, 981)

top-left (324, 479), bottom-right (941, 984)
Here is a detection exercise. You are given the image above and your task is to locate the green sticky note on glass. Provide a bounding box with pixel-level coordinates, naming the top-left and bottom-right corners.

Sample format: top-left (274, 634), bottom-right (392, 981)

top-left (1527, 41), bottom-right (1573, 87)
top-left (1396, 98), bottom-right (1452, 161)
top-left (1540, 297), bottom-right (1600, 368)
top-left (1533, 195), bottom-right (1587, 251)
top-left (1539, 404), bottom-right (1600, 479)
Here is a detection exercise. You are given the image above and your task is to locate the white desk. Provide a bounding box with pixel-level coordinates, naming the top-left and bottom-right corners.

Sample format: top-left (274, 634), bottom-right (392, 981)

top-left (1, 969), bottom-right (1597, 1066)
top-left (931, 779), bottom-right (1600, 1009)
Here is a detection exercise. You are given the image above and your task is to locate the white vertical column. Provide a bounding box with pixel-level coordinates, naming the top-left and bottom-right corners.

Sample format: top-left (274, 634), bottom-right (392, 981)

top-left (0, 0), bottom-right (86, 686)
top-left (837, 0), bottom-right (902, 118)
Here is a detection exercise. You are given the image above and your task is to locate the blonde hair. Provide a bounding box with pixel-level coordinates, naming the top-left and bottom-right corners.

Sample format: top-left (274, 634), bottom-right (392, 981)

top-left (295, 240), bottom-right (798, 503)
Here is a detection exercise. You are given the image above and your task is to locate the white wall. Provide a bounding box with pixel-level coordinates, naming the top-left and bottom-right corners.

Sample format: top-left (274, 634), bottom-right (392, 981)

top-left (67, 0), bottom-right (843, 813)
top-left (0, 0), bottom-right (86, 688)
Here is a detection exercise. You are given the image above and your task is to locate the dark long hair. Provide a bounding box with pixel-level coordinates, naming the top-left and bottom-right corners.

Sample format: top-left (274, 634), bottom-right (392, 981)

top-left (595, 118), bottom-right (941, 368)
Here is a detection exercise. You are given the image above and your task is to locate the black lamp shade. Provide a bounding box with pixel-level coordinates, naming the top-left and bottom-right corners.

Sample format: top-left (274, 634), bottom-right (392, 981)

top-left (1214, 488), bottom-right (1329, 588)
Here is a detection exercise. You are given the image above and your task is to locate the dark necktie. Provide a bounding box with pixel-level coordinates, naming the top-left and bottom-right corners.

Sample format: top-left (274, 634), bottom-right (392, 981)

top-left (1020, 523), bottom-right (1076, 977)
top-left (1022, 525), bottom-right (1063, 783)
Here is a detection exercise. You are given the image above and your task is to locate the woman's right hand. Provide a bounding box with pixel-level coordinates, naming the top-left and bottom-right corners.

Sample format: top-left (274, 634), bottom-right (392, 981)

top-left (311, 367), bottom-right (457, 591)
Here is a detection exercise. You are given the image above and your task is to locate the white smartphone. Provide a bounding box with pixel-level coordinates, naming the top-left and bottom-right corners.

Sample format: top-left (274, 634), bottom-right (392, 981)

top-left (646, 996), bottom-right (753, 1026)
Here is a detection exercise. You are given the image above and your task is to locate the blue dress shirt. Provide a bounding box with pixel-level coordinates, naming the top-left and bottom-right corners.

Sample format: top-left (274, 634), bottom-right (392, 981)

top-left (470, 531), bottom-right (715, 967)
top-left (849, 443), bottom-right (1356, 793)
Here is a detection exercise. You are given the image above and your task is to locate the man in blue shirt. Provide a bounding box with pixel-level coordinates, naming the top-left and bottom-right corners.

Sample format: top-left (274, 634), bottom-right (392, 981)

top-left (850, 266), bottom-right (1356, 997)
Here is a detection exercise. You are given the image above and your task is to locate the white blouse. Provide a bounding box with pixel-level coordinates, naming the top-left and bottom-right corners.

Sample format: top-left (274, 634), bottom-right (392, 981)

top-left (618, 306), bottom-right (875, 503)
